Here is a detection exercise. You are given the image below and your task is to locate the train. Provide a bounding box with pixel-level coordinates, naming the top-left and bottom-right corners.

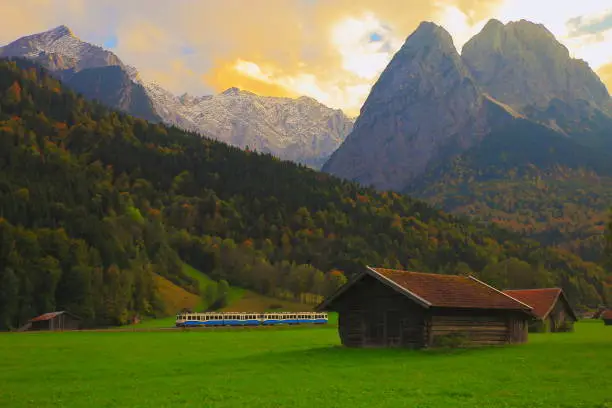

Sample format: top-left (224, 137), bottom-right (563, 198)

top-left (175, 311), bottom-right (328, 327)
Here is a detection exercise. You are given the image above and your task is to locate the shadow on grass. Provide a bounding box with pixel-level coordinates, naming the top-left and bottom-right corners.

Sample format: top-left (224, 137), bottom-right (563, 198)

top-left (210, 341), bottom-right (518, 366)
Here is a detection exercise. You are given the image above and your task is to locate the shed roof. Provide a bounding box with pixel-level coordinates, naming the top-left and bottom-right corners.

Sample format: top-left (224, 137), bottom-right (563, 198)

top-left (503, 288), bottom-right (577, 321)
top-left (29, 311), bottom-right (81, 322)
top-left (601, 310), bottom-right (612, 320)
top-left (316, 266), bottom-right (533, 313)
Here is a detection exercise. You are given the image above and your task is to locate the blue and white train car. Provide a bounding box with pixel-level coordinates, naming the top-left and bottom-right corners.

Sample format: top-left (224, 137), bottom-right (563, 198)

top-left (175, 311), bottom-right (328, 327)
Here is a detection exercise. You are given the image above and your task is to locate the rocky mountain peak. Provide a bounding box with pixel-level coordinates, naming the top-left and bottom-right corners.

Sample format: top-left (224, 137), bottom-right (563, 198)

top-left (48, 25), bottom-right (76, 39)
top-left (221, 87), bottom-right (242, 96)
top-left (0, 25), bottom-right (125, 74)
top-left (322, 20), bottom-right (498, 191)
top-left (358, 20), bottom-right (466, 112)
top-left (462, 19), bottom-right (610, 111)
top-left (409, 21), bottom-right (456, 47)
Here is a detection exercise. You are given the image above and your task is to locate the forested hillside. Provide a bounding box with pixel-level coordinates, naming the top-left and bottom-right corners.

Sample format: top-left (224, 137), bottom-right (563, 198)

top-left (0, 59), bottom-right (610, 329)
top-left (407, 121), bottom-right (612, 262)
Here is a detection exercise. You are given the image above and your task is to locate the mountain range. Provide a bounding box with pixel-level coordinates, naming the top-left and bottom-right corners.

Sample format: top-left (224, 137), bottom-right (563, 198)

top-left (323, 19), bottom-right (612, 189)
top-left (0, 25), bottom-right (353, 167)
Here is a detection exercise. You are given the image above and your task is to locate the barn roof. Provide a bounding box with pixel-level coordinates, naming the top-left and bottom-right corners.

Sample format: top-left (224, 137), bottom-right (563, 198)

top-left (29, 311), bottom-right (81, 322)
top-left (601, 310), bottom-right (612, 320)
top-left (503, 288), bottom-right (577, 321)
top-left (316, 266), bottom-right (533, 313)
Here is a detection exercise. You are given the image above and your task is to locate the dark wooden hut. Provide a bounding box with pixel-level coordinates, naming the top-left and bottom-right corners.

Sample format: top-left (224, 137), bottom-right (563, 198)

top-left (602, 310), bottom-right (612, 326)
top-left (503, 288), bottom-right (577, 332)
top-left (28, 311), bottom-right (82, 331)
top-left (316, 267), bottom-right (533, 349)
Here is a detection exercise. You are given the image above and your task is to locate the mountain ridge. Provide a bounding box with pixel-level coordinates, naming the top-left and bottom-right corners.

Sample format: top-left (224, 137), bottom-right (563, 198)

top-left (0, 25), bottom-right (353, 168)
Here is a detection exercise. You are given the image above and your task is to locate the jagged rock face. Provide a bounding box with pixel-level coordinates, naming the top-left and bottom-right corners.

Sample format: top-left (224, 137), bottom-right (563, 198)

top-left (66, 66), bottom-right (160, 123)
top-left (143, 83), bottom-right (354, 167)
top-left (323, 22), bottom-right (500, 190)
top-left (462, 19), bottom-right (611, 115)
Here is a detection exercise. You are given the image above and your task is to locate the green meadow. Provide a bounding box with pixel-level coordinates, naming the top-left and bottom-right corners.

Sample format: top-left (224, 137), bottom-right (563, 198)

top-left (1, 321), bottom-right (611, 408)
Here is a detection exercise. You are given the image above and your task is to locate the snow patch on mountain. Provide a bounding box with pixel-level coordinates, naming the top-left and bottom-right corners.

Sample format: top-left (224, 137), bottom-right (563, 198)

top-left (140, 82), bottom-right (354, 167)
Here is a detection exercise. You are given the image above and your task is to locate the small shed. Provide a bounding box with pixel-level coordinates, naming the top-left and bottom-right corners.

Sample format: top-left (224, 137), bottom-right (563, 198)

top-left (28, 311), bottom-right (82, 331)
top-left (316, 267), bottom-right (533, 349)
top-left (503, 288), bottom-right (577, 332)
top-left (602, 310), bottom-right (612, 326)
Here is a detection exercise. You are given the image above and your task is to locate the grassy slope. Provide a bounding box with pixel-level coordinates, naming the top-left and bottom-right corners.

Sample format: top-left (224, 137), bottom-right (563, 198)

top-left (1, 321), bottom-right (611, 407)
top-left (151, 273), bottom-right (200, 315)
top-left (181, 263), bottom-right (215, 291)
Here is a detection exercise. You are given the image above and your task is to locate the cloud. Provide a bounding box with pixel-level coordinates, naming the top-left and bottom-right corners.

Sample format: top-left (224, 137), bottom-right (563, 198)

top-left (567, 9), bottom-right (612, 37)
top-left (203, 60), bottom-right (296, 99)
top-left (597, 63), bottom-right (612, 92)
top-left (0, 0), bottom-right (611, 114)
top-left (0, 0), bottom-right (56, 44)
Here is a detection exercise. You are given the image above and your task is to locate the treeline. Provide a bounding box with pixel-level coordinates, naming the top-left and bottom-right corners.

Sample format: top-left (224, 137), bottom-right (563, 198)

top-left (0, 59), bottom-right (610, 329)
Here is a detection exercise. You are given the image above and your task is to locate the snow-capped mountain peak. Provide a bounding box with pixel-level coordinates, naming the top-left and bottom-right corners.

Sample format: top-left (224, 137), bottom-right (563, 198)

top-left (0, 24), bottom-right (124, 73)
top-left (47, 25), bottom-right (76, 38)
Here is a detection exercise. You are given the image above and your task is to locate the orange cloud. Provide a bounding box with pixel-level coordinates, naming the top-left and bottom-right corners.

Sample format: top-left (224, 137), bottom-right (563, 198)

top-left (204, 59), bottom-right (296, 98)
top-left (598, 63), bottom-right (612, 93)
top-left (3, 0), bottom-right (610, 115)
top-left (115, 21), bottom-right (174, 55)
top-left (0, 0), bottom-right (55, 44)
top-left (193, 0), bottom-right (506, 111)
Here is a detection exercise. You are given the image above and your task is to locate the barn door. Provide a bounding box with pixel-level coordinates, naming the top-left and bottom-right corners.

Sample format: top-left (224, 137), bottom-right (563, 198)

top-left (385, 310), bottom-right (401, 347)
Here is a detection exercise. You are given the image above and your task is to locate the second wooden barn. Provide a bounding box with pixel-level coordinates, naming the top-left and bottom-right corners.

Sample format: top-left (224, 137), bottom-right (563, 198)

top-left (316, 267), bottom-right (534, 348)
top-left (602, 310), bottom-right (612, 326)
top-left (502, 288), bottom-right (577, 332)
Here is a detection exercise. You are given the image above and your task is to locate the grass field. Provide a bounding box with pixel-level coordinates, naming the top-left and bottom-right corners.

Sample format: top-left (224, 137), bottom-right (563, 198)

top-left (2, 321), bottom-right (610, 408)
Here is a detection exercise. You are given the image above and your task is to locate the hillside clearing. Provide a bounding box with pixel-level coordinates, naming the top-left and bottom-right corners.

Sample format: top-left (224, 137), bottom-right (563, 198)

top-left (152, 273), bottom-right (200, 315)
top-left (1, 322), bottom-right (611, 407)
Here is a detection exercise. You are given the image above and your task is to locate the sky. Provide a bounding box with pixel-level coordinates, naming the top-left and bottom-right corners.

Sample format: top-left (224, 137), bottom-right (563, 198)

top-left (1, 0), bottom-right (611, 116)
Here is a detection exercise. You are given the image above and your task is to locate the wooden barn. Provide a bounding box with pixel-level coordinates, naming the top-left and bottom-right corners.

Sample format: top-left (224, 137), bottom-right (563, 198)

top-left (503, 288), bottom-right (577, 332)
top-left (316, 267), bottom-right (534, 349)
top-left (27, 311), bottom-right (82, 331)
top-left (602, 310), bottom-right (612, 326)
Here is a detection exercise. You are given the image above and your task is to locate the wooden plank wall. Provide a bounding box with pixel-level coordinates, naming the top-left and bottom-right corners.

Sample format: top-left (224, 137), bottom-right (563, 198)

top-left (428, 312), bottom-right (528, 346)
top-left (429, 315), bottom-right (509, 346)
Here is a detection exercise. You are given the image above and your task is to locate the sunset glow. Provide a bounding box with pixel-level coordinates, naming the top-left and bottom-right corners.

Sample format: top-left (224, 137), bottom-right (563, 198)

top-left (1, 0), bottom-right (610, 115)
